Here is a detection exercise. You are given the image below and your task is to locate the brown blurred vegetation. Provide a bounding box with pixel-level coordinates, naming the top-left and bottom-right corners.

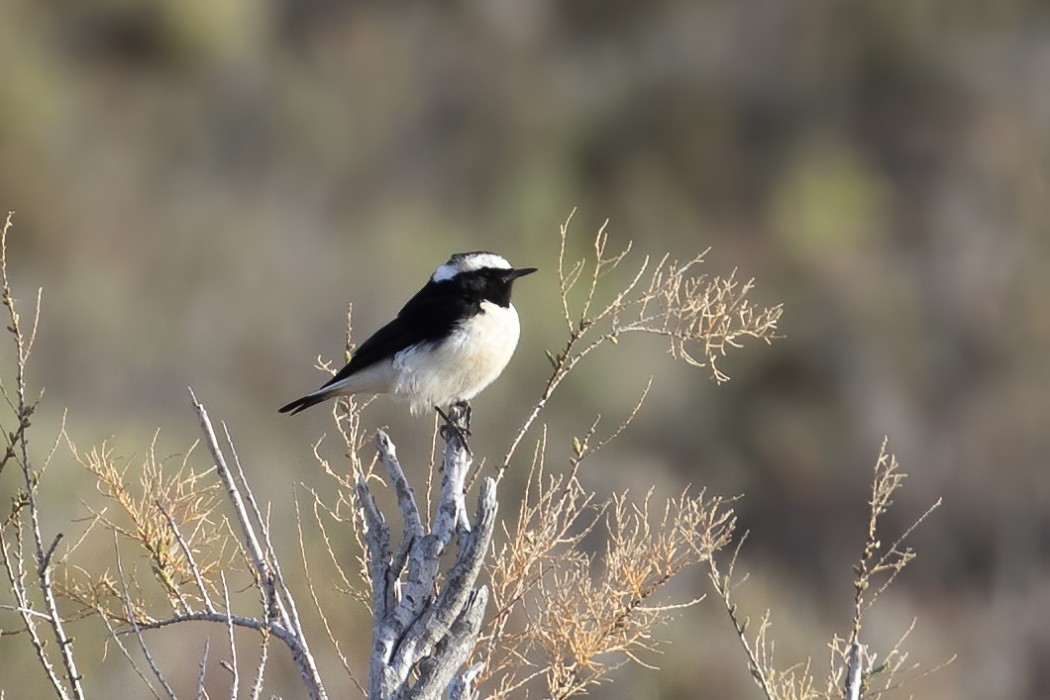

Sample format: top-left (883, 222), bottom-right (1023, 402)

top-left (1, 0), bottom-right (1049, 697)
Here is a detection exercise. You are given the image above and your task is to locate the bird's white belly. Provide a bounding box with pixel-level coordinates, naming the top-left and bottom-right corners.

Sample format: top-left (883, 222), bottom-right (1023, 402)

top-left (393, 301), bottom-right (521, 413)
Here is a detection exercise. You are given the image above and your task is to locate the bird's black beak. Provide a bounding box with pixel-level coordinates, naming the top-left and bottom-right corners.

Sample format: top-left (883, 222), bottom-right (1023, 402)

top-left (509, 267), bottom-right (538, 280)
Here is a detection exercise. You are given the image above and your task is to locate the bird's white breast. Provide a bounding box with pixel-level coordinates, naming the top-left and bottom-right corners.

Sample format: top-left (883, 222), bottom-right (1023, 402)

top-left (392, 301), bottom-right (521, 413)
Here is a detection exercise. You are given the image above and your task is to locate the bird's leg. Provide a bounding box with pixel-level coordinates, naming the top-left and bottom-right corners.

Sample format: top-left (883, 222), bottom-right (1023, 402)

top-left (450, 400), bottom-right (472, 433)
top-left (436, 401), bottom-right (472, 453)
top-left (436, 401), bottom-right (472, 434)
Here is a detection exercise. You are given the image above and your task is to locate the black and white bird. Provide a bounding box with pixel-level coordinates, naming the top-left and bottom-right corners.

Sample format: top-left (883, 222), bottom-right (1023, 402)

top-left (279, 251), bottom-right (536, 419)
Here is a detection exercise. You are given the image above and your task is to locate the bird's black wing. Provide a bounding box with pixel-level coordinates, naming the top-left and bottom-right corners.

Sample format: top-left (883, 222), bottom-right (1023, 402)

top-left (316, 280), bottom-right (478, 391)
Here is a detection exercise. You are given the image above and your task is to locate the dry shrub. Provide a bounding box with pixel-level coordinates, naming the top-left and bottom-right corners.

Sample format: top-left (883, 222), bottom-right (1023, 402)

top-left (14, 211), bottom-right (957, 700)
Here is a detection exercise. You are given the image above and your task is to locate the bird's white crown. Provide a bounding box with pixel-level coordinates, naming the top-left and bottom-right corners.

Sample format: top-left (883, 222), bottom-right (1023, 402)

top-left (431, 252), bottom-right (512, 282)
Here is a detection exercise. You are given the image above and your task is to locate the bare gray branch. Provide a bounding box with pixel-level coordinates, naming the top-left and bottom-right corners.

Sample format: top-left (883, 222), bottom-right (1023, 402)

top-left (360, 427), bottom-right (496, 699)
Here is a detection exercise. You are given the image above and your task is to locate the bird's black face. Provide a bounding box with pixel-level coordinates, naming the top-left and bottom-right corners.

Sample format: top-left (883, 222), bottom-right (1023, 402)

top-left (456, 266), bottom-right (537, 308)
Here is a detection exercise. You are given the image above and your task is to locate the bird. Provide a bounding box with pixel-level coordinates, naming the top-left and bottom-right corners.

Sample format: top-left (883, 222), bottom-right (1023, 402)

top-left (279, 251), bottom-right (537, 424)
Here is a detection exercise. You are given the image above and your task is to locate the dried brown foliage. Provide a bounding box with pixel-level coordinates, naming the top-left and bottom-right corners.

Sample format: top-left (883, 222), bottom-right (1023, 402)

top-left (502, 211), bottom-right (783, 475)
top-left (479, 446), bottom-right (735, 698)
top-left (60, 436), bottom-right (235, 622)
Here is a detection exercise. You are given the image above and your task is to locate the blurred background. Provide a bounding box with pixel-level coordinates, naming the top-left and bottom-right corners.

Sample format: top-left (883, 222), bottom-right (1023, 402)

top-left (2, 0), bottom-right (1049, 697)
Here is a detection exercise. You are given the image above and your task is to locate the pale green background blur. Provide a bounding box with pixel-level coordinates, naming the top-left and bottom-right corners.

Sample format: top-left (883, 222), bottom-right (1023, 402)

top-left (2, 1), bottom-right (1049, 698)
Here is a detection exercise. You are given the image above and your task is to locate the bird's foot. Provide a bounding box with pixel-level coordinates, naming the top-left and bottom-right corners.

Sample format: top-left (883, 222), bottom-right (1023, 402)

top-left (450, 400), bottom-right (472, 432)
top-left (436, 401), bottom-right (472, 452)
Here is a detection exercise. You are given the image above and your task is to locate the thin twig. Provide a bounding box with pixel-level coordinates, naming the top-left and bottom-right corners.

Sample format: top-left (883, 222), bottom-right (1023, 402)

top-left (98, 609), bottom-right (163, 700)
top-left (156, 498), bottom-right (216, 613)
top-left (37, 533), bottom-right (63, 578)
top-left (189, 390), bottom-right (273, 610)
top-left (707, 533), bottom-right (777, 700)
top-left (115, 534), bottom-right (178, 700)
top-left (248, 630), bottom-right (270, 700)
top-left (221, 572), bottom-right (239, 698)
top-left (1, 527), bottom-right (72, 697)
top-left (294, 491), bottom-right (367, 696)
top-left (196, 638), bottom-right (211, 700)
top-left (1, 212), bottom-right (86, 700)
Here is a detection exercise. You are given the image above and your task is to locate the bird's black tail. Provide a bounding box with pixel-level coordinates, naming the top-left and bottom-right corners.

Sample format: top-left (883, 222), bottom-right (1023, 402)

top-left (278, 392), bottom-right (330, 415)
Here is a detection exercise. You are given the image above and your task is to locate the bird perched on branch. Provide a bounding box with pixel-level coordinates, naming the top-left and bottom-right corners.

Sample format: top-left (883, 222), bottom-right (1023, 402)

top-left (279, 252), bottom-right (536, 430)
